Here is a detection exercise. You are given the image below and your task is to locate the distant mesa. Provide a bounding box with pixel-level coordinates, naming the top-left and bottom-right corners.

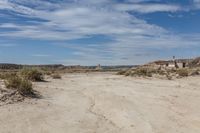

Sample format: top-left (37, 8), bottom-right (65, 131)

top-left (0, 63), bottom-right (135, 71)
top-left (0, 64), bottom-right (65, 70)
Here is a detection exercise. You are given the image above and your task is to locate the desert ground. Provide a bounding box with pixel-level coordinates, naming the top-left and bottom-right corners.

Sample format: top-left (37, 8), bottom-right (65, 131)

top-left (0, 72), bottom-right (200, 133)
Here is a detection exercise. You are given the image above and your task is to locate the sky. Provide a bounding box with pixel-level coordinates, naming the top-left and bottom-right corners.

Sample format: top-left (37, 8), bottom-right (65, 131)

top-left (0, 0), bottom-right (200, 65)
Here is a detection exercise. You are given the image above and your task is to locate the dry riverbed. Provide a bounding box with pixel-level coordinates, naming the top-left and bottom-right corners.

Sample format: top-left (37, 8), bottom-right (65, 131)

top-left (0, 72), bottom-right (200, 133)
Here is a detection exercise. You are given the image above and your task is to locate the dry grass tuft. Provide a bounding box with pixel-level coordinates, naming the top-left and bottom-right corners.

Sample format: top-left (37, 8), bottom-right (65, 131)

top-left (117, 66), bottom-right (200, 80)
top-left (20, 69), bottom-right (44, 81)
top-left (4, 75), bottom-right (33, 96)
top-left (176, 69), bottom-right (189, 77)
top-left (0, 72), bottom-right (17, 80)
top-left (117, 70), bottom-right (127, 75)
top-left (51, 73), bottom-right (62, 79)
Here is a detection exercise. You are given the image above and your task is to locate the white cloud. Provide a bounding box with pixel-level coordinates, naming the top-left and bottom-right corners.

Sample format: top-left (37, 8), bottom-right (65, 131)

top-left (194, 0), bottom-right (200, 8)
top-left (114, 3), bottom-right (181, 13)
top-left (194, 0), bottom-right (200, 2)
top-left (32, 54), bottom-right (51, 57)
top-left (0, 0), bottom-right (199, 65)
top-left (0, 2), bottom-right (167, 40)
top-left (124, 0), bottom-right (161, 2)
top-left (0, 0), bottom-right (36, 15)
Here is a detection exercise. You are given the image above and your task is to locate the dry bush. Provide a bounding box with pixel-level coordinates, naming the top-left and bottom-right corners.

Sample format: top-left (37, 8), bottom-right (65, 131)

top-left (0, 73), bottom-right (3, 79)
top-left (18, 79), bottom-right (33, 95)
top-left (119, 67), bottom-right (154, 77)
top-left (132, 68), bottom-right (153, 77)
top-left (45, 71), bottom-right (52, 76)
top-left (116, 66), bottom-right (196, 79)
top-left (185, 67), bottom-right (200, 76)
top-left (177, 69), bottom-right (189, 77)
top-left (125, 71), bottom-right (131, 76)
top-left (166, 74), bottom-right (173, 80)
top-left (4, 76), bottom-right (21, 89)
top-left (41, 68), bottom-right (54, 76)
top-left (4, 76), bottom-right (33, 96)
top-left (190, 71), bottom-right (199, 76)
top-left (20, 69), bottom-right (44, 81)
top-left (117, 70), bottom-right (127, 75)
top-left (51, 73), bottom-right (62, 79)
top-left (157, 70), bottom-right (166, 75)
top-left (0, 72), bottom-right (17, 80)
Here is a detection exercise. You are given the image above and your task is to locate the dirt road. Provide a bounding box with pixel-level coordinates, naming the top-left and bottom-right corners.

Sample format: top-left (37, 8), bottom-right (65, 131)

top-left (0, 72), bottom-right (200, 133)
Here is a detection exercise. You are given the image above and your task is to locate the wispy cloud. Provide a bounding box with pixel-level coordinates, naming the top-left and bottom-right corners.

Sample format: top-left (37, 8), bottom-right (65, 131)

top-left (0, 0), bottom-right (167, 40)
top-left (0, 1), bottom-right (168, 44)
top-left (194, 0), bottom-right (200, 8)
top-left (114, 3), bottom-right (181, 13)
top-left (0, 43), bottom-right (16, 47)
top-left (31, 54), bottom-right (51, 57)
top-left (0, 0), bottom-right (199, 65)
top-left (0, 0), bottom-right (35, 15)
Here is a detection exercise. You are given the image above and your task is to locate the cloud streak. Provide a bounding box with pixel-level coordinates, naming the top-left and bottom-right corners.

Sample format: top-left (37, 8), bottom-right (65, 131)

top-left (0, 0), bottom-right (199, 65)
top-left (114, 3), bottom-right (181, 13)
top-left (0, 0), bottom-right (167, 40)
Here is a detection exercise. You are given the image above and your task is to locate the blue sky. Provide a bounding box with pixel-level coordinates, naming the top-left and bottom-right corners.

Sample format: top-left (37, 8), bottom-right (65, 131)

top-left (0, 0), bottom-right (200, 65)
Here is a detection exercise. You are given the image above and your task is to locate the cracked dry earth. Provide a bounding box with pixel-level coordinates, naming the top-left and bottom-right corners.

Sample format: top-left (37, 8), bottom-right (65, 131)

top-left (0, 72), bottom-right (200, 133)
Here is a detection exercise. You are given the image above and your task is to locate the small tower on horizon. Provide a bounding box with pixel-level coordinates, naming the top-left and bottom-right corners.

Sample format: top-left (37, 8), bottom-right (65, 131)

top-left (96, 64), bottom-right (101, 70)
top-left (173, 56), bottom-right (175, 61)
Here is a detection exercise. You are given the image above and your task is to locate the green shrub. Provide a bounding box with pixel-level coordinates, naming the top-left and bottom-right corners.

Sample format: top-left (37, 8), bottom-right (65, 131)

top-left (20, 69), bottom-right (44, 81)
top-left (4, 76), bottom-right (33, 96)
top-left (177, 69), bottom-right (189, 77)
top-left (51, 73), bottom-right (62, 79)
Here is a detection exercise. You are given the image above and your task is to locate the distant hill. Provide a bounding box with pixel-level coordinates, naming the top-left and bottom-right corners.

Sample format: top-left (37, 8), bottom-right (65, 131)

top-left (0, 64), bottom-right (65, 70)
top-left (0, 63), bottom-right (136, 71)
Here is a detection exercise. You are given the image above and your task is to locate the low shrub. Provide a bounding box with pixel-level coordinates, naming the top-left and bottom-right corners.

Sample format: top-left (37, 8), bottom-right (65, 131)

top-left (51, 73), bottom-right (62, 79)
top-left (45, 71), bottom-right (52, 76)
top-left (177, 69), bottom-right (189, 77)
top-left (116, 66), bottom-right (197, 79)
top-left (20, 69), bottom-right (44, 81)
top-left (189, 69), bottom-right (200, 76)
top-left (133, 68), bottom-right (152, 77)
top-left (4, 76), bottom-right (33, 96)
top-left (157, 70), bottom-right (166, 75)
top-left (117, 70), bottom-right (127, 75)
top-left (125, 71), bottom-right (130, 76)
top-left (4, 76), bottom-right (22, 89)
top-left (0, 72), bottom-right (17, 80)
top-left (166, 74), bottom-right (173, 80)
top-left (0, 73), bottom-right (5, 79)
top-left (18, 79), bottom-right (33, 95)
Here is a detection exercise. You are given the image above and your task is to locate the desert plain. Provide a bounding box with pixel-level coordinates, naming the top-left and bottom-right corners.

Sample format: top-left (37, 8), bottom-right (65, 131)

top-left (0, 72), bottom-right (200, 133)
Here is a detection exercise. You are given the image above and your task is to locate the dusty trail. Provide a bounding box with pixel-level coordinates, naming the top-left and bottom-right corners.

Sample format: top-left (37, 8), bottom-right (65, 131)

top-left (0, 72), bottom-right (200, 133)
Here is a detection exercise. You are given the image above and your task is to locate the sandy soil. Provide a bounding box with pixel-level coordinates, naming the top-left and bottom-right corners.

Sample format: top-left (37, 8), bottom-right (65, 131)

top-left (0, 72), bottom-right (200, 133)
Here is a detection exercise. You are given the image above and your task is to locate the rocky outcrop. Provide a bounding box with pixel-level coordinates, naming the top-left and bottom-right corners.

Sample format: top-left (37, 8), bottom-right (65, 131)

top-left (188, 57), bottom-right (200, 67)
